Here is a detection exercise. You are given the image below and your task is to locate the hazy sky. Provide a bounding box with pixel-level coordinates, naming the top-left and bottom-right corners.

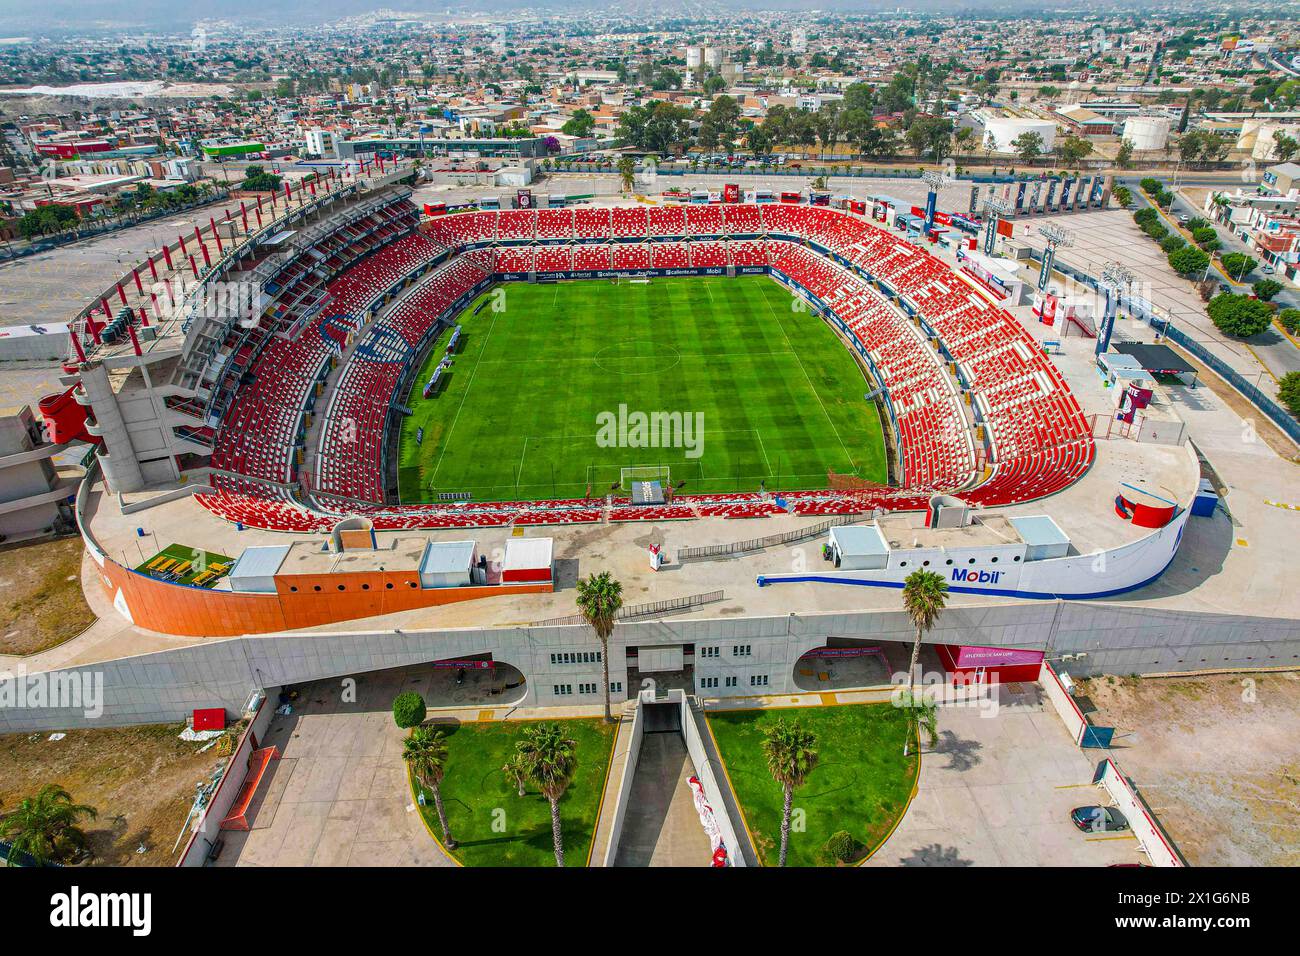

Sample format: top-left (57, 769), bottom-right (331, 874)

top-left (0, 0), bottom-right (1068, 36)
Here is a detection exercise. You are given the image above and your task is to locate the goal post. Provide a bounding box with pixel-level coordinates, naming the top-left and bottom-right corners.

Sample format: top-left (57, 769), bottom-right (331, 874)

top-left (620, 465), bottom-right (671, 488)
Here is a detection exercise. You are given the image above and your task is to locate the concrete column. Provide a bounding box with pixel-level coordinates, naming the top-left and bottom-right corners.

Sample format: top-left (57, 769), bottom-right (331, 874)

top-left (80, 361), bottom-right (145, 492)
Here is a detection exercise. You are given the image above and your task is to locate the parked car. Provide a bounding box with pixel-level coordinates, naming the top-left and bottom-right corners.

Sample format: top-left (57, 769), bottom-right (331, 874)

top-left (1262, 265), bottom-right (1276, 274)
top-left (1071, 806), bottom-right (1130, 833)
top-left (1177, 214), bottom-right (1190, 224)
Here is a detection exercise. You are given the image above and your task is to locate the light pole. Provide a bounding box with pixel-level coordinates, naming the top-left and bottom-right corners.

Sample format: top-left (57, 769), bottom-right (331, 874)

top-left (981, 195), bottom-right (1012, 256)
top-left (921, 169), bottom-right (945, 235)
top-left (1098, 261), bottom-right (1136, 356)
top-left (1036, 223), bottom-right (1074, 293)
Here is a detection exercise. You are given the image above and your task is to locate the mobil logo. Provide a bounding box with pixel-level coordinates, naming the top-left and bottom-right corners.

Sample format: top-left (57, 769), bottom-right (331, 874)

top-left (951, 567), bottom-right (1004, 585)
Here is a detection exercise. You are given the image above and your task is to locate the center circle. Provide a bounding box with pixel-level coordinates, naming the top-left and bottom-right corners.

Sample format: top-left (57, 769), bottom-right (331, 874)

top-left (593, 340), bottom-right (681, 376)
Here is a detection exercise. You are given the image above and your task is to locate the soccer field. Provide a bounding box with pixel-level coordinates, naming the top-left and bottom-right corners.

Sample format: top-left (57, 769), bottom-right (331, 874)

top-left (396, 275), bottom-right (887, 503)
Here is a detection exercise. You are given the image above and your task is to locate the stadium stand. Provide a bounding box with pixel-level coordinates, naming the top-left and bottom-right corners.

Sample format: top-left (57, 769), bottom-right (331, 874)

top-left (197, 201), bottom-right (1094, 532)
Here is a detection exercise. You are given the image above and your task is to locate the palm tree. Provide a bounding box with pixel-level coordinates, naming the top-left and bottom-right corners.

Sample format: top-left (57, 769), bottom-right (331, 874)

top-left (902, 569), bottom-right (948, 693)
top-left (616, 155), bottom-right (637, 195)
top-left (0, 784), bottom-right (98, 866)
top-left (762, 718), bottom-right (819, 867)
top-left (904, 572), bottom-right (946, 691)
top-left (516, 722), bottom-right (578, 866)
top-left (898, 688), bottom-right (939, 756)
top-left (502, 753), bottom-right (529, 797)
top-left (403, 726), bottom-right (456, 849)
top-left (575, 571), bottom-right (623, 722)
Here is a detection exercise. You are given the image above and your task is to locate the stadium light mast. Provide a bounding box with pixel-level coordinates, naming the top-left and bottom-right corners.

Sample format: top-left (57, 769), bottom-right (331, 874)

top-left (1036, 223), bottom-right (1073, 293)
top-left (1098, 261), bottom-right (1137, 357)
top-left (921, 170), bottom-right (945, 235)
top-left (980, 196), bottom-right (1012, 256)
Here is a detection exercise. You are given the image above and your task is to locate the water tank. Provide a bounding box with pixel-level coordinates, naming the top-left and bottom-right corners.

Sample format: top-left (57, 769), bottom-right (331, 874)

top-left (1122, 115), bottom-right (1172, 151)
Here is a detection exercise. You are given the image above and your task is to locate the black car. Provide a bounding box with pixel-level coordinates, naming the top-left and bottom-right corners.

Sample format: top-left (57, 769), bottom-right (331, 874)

top-left (1071, 805), bottom-right (1130, 833)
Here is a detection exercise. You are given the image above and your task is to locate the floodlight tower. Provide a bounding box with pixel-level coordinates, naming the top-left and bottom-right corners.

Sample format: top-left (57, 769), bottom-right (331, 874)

top-left (1098, 261), bottom-right (1136, 356)
top-left (921, 170), bottom-right (945, 234)
top-left (981, 196), bottom-right (1012, 255)
top-left (1036, 223), bottom-right (1074, 293)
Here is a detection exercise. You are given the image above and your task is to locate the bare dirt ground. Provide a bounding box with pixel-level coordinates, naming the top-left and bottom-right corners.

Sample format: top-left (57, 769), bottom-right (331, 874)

top-left (0, 536), bottom-right (95, 656)
top-left (1079, 672), bottom-right (1300, 866)
top-left (0, 723), bottom-right (235, 866)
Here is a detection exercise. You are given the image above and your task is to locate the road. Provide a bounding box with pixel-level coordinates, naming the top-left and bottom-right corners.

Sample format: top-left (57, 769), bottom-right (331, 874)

top-left (1117, 175), bottom-right (1300, 381)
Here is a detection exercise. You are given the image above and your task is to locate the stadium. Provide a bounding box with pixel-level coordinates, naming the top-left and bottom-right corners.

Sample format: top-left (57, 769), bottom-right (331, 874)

top-left (14, 159), bottom-right (1294, 736)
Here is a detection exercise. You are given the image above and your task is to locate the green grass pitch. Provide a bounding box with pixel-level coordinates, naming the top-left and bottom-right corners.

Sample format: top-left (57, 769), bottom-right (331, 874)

top-left (396, 275), bottom-right (887, 503)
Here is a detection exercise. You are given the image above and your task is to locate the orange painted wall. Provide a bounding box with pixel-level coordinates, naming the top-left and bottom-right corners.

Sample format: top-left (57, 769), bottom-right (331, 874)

top-left (92, 558), bottom-right (551, 637)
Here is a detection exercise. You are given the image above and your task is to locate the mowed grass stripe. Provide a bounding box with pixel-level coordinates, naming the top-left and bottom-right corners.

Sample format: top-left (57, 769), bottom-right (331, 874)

top-left (397, 276), bottom-right (887, 502)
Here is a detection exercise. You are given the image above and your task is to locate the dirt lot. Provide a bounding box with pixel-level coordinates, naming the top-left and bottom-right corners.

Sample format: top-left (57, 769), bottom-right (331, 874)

top-left (0, 536), bottom-right (95, 657)
top-left (1079, 672), bottom-right (1300, 866)
top-left (0, 723), bottom-right (235, 866)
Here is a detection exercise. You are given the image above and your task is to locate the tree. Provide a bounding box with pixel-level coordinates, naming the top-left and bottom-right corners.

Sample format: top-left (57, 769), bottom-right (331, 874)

top-left (240, 164), bottom-right (282, 192)
top-left (1054, 134), bottom-right (1093, 167)
top-left (0, 784), bottom-right (97, 866)
top-left (905, 115), bottom-right (954, 161)
top-left (561, 109), bottom-right (595, 138)
top-left (516, 722), bottom-right (578, 866)
top-left (17, 203), bottom-right (78, 239)
top-left (897, 688), bottom-right (939, 754)
top-left (1279, 308), bottom-right (1300, 334)
top-left (761, 717), bottom-right (819, 867)
top-left (902, 569), bottom-right (948, 696)
top-left (403, 726), bottom-right (456, 848)
top-left (1253, 278), bottom-right (1283, 302)
top-left (1113, 185), bottom-right (1133, 208)
top-left (1220, 253), bottom-right (1258, 281)
top-left (575, 571), bottom-right (622, 722)
top-left (1273, 130), bottom-right (1300, 162)
top-left (1010, 130), bottom-right (1044, 164)
top-left (615, 156), bottom-right (636, 195)
top-left (1280, 371), bottom-right (1300, 417)
top-left (1168, 244), bottom-right (1209, 276)
top-left (1191, 226), bottom-right (1219, 247)
top-left (392, 691), bottom-right (426, 730)
top-left (1207, 293), bottom-right (1273, 337)
top-left (502, 753), bottom-right (529, 797)
top-left (1115, 139), bottom-right (1134, 169)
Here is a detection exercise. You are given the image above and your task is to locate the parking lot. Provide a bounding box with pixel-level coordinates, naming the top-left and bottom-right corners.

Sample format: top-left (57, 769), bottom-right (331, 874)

top-left (867, 682), bottom-right (1147, 867)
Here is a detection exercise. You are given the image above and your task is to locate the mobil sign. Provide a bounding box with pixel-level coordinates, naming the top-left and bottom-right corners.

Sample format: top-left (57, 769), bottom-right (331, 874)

top-left (950, 567), bottom-right (1006, 586)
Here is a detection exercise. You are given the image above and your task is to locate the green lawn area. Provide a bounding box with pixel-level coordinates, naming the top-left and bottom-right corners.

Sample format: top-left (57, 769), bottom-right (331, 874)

top-left (412, 717), bottom-right (616, 867)
top-left (133, 543), bottom-right (234, 587)
top-left (708, 704), bottom-right (918, 866)
top-left (396, 275), bottom-right (887, 502)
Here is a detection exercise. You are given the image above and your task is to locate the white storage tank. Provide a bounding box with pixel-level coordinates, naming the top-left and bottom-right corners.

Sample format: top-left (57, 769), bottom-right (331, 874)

top-left (1122, 115), bottom-right (1172, 151)
top-left (981, 116), bottom-right (1058, 153)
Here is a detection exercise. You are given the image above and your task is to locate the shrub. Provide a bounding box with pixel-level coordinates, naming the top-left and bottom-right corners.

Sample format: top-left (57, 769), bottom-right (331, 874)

top-left (823, 830), bottom-right (858, 864)
top-left (1185, 217), bottom-right (1210, 231)
top-left (1168, 244), bottom-right (1210, 277)
top-left (1160, 235), bottom-right (1186, 253)
top-left (1220, 253), bottom-right (1258, 280)
top-left (1280, 372), bottom-right (1300, 417)
top-left (1279, 308), bottom-right (1300, 334)
top-left (1139, 177), bottom-right (1162, 194)
top-left (1154, 190), bottom-right (1174, 208)
top-left (392, 691), bottom-right (427, 729)
top-left (1192, 226), bottom-right (1219, 246)
top-left (1141, 220), bottom-right (1168, 241)
top-left (1207, 293), bottom-right (1274, 337)
top-left (1253, 278), bottom-right (1283, 301)
top-left (1113, 185), bottom-right (1133, 208)
top-left (1133, 206), bottom-right (1158, 226)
